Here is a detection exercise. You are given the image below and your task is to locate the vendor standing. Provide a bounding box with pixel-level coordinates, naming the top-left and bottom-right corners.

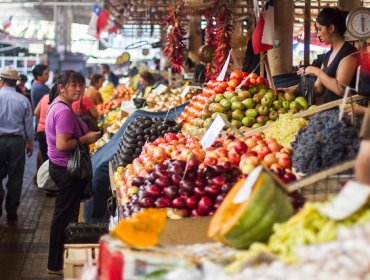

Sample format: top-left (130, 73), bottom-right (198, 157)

top-left (304, 7), bottom-right (358, 103)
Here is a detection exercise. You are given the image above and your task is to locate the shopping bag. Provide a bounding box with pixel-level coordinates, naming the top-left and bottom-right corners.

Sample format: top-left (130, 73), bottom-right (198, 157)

top-left (67, 141), bottom-right (93, 181)
top-left (37, 160), bottom-right (58, 192)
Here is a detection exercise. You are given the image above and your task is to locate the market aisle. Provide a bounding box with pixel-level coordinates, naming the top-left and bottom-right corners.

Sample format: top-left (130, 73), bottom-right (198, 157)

top-left (0, 144), bottom-right (61, 280)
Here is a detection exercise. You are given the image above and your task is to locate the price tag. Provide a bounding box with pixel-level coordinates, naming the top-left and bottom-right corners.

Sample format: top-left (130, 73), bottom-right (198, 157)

top-left (120, 101), bottom-right (131, 111)
top-left (152, 84), bottom-right (168, 95)
top-left (200, 115), bottom-right (226, 149)
top-left (217, 50), bottom-right (232, 81)
top-left (180, 86), bottom-right (191, 99)
top-left (320, 180), bottom-right (370, 221)
top-left (233, 165), bottom-right (263, 204)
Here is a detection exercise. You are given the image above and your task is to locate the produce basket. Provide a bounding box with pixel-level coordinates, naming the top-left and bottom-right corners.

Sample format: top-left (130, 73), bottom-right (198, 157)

top-left (288, 160), bottom-right (355, 202)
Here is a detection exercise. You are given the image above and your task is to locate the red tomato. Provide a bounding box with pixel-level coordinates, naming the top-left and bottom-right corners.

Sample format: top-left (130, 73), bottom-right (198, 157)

top-left (250, 73), bottom-right (258, 79)
top-left (230, 70), bottom-right (244, 81)
top-left (228, 78), bottom-right (240, 88)
top-left (214, 86), bottom-right (225, 94)
top-left (250, 78), bottom-right (256, 85)
top-left (219, 81), bottom-right (229, 89)
top-left (226, 86), bottom-right (235, 92)
top-left (256, 76), bottom-right (265, 84)
top-left (242, 72), bottom-right (249, 78)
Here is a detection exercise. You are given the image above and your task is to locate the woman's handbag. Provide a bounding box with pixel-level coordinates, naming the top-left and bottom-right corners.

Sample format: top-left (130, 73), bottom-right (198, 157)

top-left (37, 160), bottom-right (58, 193)
top-left (67, 140), bottom-right (93, 181)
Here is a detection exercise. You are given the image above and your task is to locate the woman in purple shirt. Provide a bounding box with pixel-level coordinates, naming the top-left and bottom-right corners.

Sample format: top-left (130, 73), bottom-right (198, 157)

top-left (45, 70), bottom-right (100, 274)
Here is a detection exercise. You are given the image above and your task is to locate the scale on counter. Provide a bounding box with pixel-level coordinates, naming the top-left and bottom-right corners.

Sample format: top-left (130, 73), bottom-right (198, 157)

top-left (347, 7), bottom-right (370, 41)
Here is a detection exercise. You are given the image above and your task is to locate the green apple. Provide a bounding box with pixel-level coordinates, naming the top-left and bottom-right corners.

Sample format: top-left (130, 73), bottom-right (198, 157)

top-left (289, 101), bottom-right (301, 110)
top-left (224, 91), bottom-right (236, 100)
top-left (194, 118), bottom-right (204, 127)
top-left (265, 91), bottom-right (276, 102)
top-left (295, 96), bottom-right (309, 109)
top-left (242, 116), bottom-right (256, 127)
top-left (282, 101), bottom-right (290, 110)
top-left (246, 108), bottom-right (258, 118)
top-left (253, 93), bottom-right (264, 104)
top-left (277, 108), bottom-right (287, 114)
top-left (231, 101), bottom-right (245, 111)
top-left (231, 120), bottom-right (242, 129)
top-left (238, 90), bottom-right (250, 101)
top-left (288, 108), bottom-right (299, 114)
top-left (261, 96), bottom-right (273, 107)
top-left (230, 96), bottom-right (240, 103)
top-left (258, 88), bottom-right (267, 95)
top-left (211, 112), bottom-right (228, 120)
top-left (258, 105), bottom-right (269, 116)
top-left (209, 103), bottom-right (225, 113)
top-left (283, 92), bottom-right (295, 102)
top-left (242, 98), bottom-right (256, 109)
top-left (214, 94), bottom-right (225, 103)
top-left (266, 120), bottom-right (274, 125)
top-left (249, 86), bottom-right (258, 94)
top-left (203, 118), bottom-right (212, 128)
top-left (268, 110), bottom-right (278, 121)
top-left (252, 123), bottom-right (262, 128)
top-left (231, 109), bottom-right (245, 121)
top-left (309, 105), bottom-right (317, 110)
top-left (273, 100), bottom-right (282, 109)
top-left (220, 99), bottom-right (231, 110)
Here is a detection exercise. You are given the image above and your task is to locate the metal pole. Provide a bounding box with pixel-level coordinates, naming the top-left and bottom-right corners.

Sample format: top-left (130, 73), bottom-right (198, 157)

top-left (304, 0), bottom-right (311, 67)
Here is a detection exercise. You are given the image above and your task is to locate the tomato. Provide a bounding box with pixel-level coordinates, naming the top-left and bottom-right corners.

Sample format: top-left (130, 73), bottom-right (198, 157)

top-left (218, 81), bottom-right (229, 89)
top-left (230, 70), bottom-right (244, 81)
top-left (226, 86), bottom-right (235, 92)
top-left (256, 76), bottom-right (265, 84)
top-left (249, 73), bottom-right (258, 79)
top-left (250, 78), bottom-right (256, 85)
top-left (214, 86), bottom-right (225, 94)
top-left (228, 78), bottom-right (240, 88)
top-left (242, 72), bottom-right (249, 78)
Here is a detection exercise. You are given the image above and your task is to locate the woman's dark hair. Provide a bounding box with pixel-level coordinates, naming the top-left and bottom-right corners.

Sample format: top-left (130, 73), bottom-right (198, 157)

top-left (140, 71), bottom-right (155, 85)
top-left (19, 74), bottom-right (28, 83)
top-left (316, 7), bottom-right (349, 37)
top-left (49, 70), bottom-right (85, 104)
top-left (32, 64), bottom-right (48, 80)
top-left (90, 73), bottom-right (104, 87)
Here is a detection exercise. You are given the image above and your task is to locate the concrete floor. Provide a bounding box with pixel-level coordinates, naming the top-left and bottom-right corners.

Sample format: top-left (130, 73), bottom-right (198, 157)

top-left (0, 145), bottom-right (62, 280)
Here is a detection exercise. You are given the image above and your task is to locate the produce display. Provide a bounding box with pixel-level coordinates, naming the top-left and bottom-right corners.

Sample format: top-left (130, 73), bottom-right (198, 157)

top-left (263, 114), bottom-right (307, 148)
top-left (291, 109), bottom-right (362, 175)
top-left (97, 85), bottom-right (135, 115)
top-left (113, 117), bottom-right (181, 168)
top-left (228, 223), bottom-right (370, 280)
top-left (226, 201), bottom-right (370, 274)
top-left (120, 159), bottom-right (242, 218)
top-left (209, 168), bottom-right (294, 249)
top-left (111, 208), bottom-right (167, 248)
top-left (99, 83), bottom-right (115, 102)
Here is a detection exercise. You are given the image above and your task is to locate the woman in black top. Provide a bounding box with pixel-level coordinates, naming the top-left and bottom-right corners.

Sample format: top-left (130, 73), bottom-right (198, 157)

top-left (305, 7), bottom-right (358, 103)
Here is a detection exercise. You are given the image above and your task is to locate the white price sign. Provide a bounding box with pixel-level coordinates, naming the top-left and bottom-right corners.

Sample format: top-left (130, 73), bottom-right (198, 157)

top-left (200, 115), bottom-right (226, 149)
top-left (216, 50), bottom-right (232, 82)
top-left (320, 181), bottom-right (370, 221)
top-left (233, 165), bottom-right (263, 204)
top-left (152, 84), bottom-right (168, 95)
top-left (180, 86), bottom-right (202, 99)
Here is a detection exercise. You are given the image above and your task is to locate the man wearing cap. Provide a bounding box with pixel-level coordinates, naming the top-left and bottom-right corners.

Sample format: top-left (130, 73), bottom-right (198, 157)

top-left (0, 66), bottom-right (34, 221)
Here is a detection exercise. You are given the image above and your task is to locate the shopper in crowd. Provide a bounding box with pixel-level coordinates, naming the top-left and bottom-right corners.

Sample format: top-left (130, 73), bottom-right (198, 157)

top-left (31, 64), bottom-right (50, 109)
top-left (85, 73), bottom-right (104, 105)
top-left (128, 66), bottom-right (140, 90)
top-left (136, 70), bottom-right (156, 97)
top-left (304, 7), bottom-right (358, 103)
top-left (16, 74), bottom-right (31, 103)
top-left (34, 94), bottom-right (50, 163)
top-left (72, 93), bottom-right (100, 131)
top-left (0, 66), bottom-right (34, 221)
top-left (45, 70), bottom-right (100, 274)
top-left (100, 64), bottom-right (118, 87)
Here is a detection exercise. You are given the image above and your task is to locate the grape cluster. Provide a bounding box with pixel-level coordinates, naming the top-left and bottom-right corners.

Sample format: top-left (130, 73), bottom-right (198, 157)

top-left (291, 109), bottom-right (362, 175)
top-left (113, 116), bottom-right (180, 168)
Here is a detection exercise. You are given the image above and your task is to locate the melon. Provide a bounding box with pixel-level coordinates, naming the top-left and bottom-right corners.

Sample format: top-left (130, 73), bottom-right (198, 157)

top-left (208, 168), bottom-right (294, 248)
top-left (111, 208), bottom-right (167, 248)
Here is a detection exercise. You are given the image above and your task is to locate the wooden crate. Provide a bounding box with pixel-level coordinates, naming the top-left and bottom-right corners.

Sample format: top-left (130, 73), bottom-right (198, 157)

top-left (287, 160), bottom-right (355, 202)
top-left (64, 244), bottom-right (99, 279)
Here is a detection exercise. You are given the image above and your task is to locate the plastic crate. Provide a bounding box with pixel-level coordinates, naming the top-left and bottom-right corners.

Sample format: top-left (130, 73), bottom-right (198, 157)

top-left (65, 223), bottom-right (108, 244)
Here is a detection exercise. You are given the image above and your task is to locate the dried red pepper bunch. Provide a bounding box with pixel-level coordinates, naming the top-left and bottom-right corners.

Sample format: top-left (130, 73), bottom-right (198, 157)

top-left (163, 9), bottom-right (187, 74)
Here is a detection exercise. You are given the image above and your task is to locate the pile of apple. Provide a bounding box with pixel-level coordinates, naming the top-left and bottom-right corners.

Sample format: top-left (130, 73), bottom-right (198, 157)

top-left (204, 134), bottom-right (296, 183)
top-left (120, 159), bottom-right (242, 218)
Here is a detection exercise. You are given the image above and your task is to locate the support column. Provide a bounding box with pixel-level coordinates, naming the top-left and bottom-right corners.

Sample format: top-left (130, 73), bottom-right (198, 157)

top-left (54, 5), bottom-right (72, 53)
top-left (187, 16), bottom-right (202, 64)
top-left (267, 0), bottom-right (294, 76)
top-left (338, 0), bottom-right (361, 12)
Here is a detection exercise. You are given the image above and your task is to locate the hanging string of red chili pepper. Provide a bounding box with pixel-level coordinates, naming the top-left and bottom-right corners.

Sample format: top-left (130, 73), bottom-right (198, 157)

top-left (163, 8), bottom-right (187, 74)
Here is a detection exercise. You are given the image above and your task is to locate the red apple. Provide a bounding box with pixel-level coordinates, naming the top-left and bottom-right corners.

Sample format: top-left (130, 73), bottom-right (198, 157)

top-left (155, 197), bottom-right (172, 208)
top-left (278, 157), bottom-right (292, 169)
top-left (263, 153), bottom-right (277, 167)
top-left (144, 160), bottom-right (156, 172)
top-left (172, 197), bottom-right (186, 208)
top-left (192, 148), bottom-right (205, 160)
top-left (204, 156), bottom-right (217, 166)
top-left (186, 196), bottom-right (199, 209)
top-left (268, 142), bottom-right (282, 153)
top-left (152, 147), bottom-right (166, 163)
top-left (228, 151), bottom-right (241, 165)
top-left (164, 132), bottom-right (179, 143)
top-left (234, 140), bottom-right (248, 154)
top-left (245, 138), bottom-right (257, 149)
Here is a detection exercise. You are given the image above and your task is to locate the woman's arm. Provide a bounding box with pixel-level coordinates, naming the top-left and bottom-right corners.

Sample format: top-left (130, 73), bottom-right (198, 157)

top-left (56, 131), bottom-right (101, 152)
top-left (34, 101), bottom-right (41, 119)
top-left (305, 56), bottom-right (357, 96)
top-left (89, 107), bottom-right (99, 119)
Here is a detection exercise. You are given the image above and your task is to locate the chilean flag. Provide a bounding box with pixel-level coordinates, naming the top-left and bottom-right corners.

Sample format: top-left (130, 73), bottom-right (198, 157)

top-left (252, 0), bottom-right (274, 54)
top-left (87, 4), bottom-right (109, 39)
top-left (105, 19), bottom-right (121, 34)
top-left (2, 16), bottom-right (12, 31)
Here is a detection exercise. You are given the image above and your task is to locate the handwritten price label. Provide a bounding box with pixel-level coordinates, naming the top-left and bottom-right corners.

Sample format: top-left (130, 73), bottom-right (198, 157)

top-left (152, 84), bottom-right (168, 95)
top-left (233, 165), bottom-right (263, 204)
top-left (320, 181), bottom-right (370, 221)
top-left (200, 115), bottom-right (226, 149)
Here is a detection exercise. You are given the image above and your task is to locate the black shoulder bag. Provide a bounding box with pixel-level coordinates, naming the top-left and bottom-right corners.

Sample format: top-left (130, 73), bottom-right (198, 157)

top-left (66, 111), bottom-right (94, 200)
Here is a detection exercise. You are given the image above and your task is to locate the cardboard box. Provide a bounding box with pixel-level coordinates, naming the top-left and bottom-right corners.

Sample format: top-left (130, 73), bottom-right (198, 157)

top-left (159, 216), bottom-right (212, 245)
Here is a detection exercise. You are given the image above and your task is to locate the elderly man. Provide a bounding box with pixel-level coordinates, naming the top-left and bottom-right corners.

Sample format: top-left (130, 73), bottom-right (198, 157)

top-left (0, 66), bottom-right (34, 221)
